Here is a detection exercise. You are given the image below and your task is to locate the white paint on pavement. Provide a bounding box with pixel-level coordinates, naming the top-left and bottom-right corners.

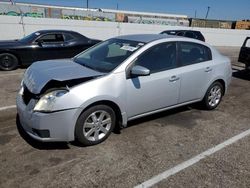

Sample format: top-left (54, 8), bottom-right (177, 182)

top-left (135, 128), bottom-right (250, 188)
top-left (0, 105), bottom-right (16, 111)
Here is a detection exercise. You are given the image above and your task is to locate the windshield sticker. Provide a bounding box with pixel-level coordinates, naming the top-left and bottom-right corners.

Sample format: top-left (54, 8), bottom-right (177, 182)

top-left (138, 43), bottom-right (145, 46)
top-left (120, 45), bottom-right (138, 52)
top-left (35, 32), bottom-right (40, 36)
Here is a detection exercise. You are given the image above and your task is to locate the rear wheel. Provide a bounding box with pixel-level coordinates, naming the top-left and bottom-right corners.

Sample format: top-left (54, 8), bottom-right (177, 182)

top-left (75, 105), bottom-right (116, 146)
top-left (0, 53), bottom-right (19, 71)
top-left (202, 82), bottom-right (224, 110)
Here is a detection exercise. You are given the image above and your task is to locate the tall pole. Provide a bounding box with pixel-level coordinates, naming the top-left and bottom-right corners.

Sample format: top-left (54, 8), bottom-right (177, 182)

top-left (86, 0), bottom-right (89, 9)
top-left (10, 0), bottom-right (25, 36)
top-left (205, 6), bottom-right (210, 19)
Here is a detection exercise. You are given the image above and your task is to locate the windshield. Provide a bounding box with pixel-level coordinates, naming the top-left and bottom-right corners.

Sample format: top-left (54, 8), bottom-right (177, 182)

top-left (19, 32), bottom-right (41, 43)
top-left (73, 38), bottom-right (144, 73)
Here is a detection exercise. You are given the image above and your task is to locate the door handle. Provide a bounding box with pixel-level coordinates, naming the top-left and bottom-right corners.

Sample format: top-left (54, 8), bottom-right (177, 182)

top-left (169, 75), bottom-right (180, 82)
top-left (205, 67), bottom-right (213, 72)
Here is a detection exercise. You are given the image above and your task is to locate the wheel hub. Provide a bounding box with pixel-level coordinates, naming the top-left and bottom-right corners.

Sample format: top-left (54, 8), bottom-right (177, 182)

top-left (83, 110), bottom-right (112, 142)
top-left (208, 85), bottom-right (222, 107)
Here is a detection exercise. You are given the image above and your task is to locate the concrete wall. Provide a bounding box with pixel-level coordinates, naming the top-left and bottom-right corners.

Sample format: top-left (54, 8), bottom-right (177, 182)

top-left (0, 15), bottom-right (250, 46)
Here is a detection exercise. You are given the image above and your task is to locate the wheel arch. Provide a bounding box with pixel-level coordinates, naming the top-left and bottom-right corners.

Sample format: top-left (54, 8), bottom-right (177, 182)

top-left (0, 50), bottom-right (22, 65)
top-left (215, 79), bottom-right (226, 95)
top-left (202, 78), bottom-right (226, 100)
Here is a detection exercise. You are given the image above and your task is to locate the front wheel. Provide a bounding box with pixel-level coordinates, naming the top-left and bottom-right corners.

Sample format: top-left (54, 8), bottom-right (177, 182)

top-left (75, 105), bottom-right (116, 146)
top-left (0, 53), bottom-right (19, 71)
top-left (202, 82), bottom-right (224, 110)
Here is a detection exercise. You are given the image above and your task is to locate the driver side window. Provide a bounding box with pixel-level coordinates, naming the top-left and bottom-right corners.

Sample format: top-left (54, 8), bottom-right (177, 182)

top-left (134, 42), bottom-right (177, 74)
top-left (36, 34), bottom-right (64, 43)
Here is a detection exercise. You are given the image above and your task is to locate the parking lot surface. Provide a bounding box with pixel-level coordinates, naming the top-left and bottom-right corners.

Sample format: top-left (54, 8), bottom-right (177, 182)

top-left (0, 47), bottom-right (249, 188)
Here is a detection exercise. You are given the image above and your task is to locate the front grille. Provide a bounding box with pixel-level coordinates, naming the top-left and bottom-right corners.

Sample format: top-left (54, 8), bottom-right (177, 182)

top-left (22, 85), bottom-right (37, 105)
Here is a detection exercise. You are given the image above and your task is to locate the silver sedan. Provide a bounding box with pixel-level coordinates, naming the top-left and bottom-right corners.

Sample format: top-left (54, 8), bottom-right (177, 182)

top-left (17, 34), bottom-right (232, 146)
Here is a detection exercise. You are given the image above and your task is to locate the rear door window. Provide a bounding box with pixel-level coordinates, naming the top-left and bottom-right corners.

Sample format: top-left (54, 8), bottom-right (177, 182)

top-left (176, 31), bottom-right (185, 36)
top-left (179, 42), bottom-right (212, 66)
top-left (185, 31), bottom-right (195, 39)
top-left (63, 33), bottom-right (75, 41)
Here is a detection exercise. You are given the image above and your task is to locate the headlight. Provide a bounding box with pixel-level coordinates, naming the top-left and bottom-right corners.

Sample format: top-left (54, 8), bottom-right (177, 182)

top-left (18, 80), bottom-right (24, 95)
top-left (34, 90), bottom-right (68, 112)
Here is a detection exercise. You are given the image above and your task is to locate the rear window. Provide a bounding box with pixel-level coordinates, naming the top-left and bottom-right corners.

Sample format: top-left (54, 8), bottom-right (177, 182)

top-left (179, 42), bottom-right (212, 66)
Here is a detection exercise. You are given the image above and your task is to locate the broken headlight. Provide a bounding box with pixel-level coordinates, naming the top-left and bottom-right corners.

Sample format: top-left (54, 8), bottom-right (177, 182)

top-left (34, 90), bottom-right (68, 112)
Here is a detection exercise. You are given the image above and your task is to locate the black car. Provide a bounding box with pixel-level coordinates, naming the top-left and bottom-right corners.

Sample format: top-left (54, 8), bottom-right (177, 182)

top-left (0, 30), bottom-right (101, 71)
top-left (160, 30), bottom-right (205, 42)
top-left (238, 37), bottom-right (250, 70)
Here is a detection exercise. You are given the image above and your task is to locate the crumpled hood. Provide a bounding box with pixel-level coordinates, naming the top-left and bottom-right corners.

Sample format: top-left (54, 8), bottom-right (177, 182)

top-left (23, 59), bottom-right (105, 94)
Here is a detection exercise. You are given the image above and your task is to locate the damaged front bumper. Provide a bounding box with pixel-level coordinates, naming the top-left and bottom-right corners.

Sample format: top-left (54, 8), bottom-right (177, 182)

top-left (16, 94), bottom-right (78, 142)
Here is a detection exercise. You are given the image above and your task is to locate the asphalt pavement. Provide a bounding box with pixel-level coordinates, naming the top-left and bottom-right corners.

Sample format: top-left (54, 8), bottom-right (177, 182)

top-left (0, 47), bottom-right (249, 188)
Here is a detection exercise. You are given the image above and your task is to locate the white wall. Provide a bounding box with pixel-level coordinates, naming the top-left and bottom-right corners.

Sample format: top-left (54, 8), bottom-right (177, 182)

top-left (0, 15), bottom-right (250, 46)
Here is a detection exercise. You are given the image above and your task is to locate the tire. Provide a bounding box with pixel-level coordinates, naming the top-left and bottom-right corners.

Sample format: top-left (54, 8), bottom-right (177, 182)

top-left (202, 82), bottom-right (224, 110)
top-left (75, 105), bottom-right (116, 146)
top-left (0, 53), bottom-right (19, 71)
top-left (245, 64), bottom-right (250, 72)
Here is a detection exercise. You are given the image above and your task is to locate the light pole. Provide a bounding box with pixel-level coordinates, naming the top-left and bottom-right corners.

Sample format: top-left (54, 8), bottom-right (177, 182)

top-left (86, 0), bottom-right (89, 9)
top-left (205, 6), bottom-right (210, 19)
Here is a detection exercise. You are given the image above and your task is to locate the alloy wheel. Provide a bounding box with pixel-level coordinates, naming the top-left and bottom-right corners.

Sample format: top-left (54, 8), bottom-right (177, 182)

top-left (208, 85), bottom-right (222, 107)
top-left (83, 110), bottom-right (112, 142)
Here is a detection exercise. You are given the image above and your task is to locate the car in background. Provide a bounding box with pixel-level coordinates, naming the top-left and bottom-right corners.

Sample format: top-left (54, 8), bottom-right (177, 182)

top-left (160, 30), bottom-right (205, 42)
top-left (0, 30), bottom-right (101, 71)
top-left (238, 37), bottom-right (250, 70)
top-left (17, 34), bottom-right (231, 146)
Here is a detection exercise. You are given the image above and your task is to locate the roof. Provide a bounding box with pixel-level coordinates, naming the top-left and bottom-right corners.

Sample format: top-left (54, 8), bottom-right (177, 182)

top-left (36, 30), bottom-right (77, 34)
top-left (115, 34), bottom-right (177, 43)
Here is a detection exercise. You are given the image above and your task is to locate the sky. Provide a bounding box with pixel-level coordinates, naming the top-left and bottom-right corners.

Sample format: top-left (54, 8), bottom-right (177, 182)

top-left (11, 0), bottom-right (250, 20)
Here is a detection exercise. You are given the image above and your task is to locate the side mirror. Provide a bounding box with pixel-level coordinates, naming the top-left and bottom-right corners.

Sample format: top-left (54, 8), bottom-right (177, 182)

top-left (131, 65), bottom-right (150, 77)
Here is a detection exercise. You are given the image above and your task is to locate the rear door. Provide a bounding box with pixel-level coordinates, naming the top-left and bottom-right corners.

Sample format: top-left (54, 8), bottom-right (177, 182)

top-left (238, 37), bottom-right (250, 67)
top-left (177, 42), bottom-right (214, 103)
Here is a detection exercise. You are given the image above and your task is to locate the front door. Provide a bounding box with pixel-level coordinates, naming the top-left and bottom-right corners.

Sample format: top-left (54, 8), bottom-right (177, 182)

top-left (32, 33), bottom-right (66, 61)
top-left (126, 42), bottom-right (180, 118)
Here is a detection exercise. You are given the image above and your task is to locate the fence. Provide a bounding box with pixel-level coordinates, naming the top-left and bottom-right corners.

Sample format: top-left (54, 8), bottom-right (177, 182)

top-left (0, 15), bottom-right (250, 47)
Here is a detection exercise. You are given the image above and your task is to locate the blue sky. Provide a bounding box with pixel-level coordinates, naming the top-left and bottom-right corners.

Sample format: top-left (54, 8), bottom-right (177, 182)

top-left (13, 0), bottom-right (250, 20)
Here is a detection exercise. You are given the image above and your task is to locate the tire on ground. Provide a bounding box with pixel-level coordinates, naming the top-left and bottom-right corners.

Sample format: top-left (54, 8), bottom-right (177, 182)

top-left (75, 105), bottom-right (116, 146)
top-left (0, 53), bottom-right (19, 71)
top-left (201, 81), bottom-right (224, 110)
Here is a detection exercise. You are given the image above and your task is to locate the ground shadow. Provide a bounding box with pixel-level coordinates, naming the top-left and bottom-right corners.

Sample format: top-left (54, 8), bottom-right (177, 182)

top-left (233, 69), bottom-right (250, 81)
top-left (16, 114), bottom-right (70, 150)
